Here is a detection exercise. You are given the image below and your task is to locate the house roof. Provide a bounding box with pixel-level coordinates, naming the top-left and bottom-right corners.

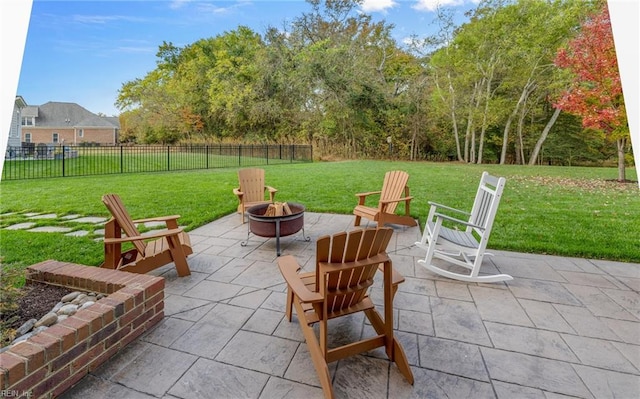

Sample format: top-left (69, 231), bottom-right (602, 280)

top-left (35, 102), bottom-right (120, 128)
top-left (22, 105), bottom-right (38, 117)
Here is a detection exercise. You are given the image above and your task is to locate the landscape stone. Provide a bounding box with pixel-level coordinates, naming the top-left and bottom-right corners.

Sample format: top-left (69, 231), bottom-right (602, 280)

top-left (62, 291), bottom-right (82, 303)
top-left (34, 312), bottom-right (58, 328)
top-left (15, 319), bottom-right (37, 336)
top-left (57, 304), bottom-right (78, 316)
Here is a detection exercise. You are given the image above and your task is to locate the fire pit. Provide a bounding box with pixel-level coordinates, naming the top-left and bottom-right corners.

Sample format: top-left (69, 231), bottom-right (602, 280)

top-left (241, 202), bottom-right (309, 256)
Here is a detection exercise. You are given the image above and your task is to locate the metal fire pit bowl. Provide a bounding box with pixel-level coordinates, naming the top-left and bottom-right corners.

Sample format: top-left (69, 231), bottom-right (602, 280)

top-left (241, 202), bottom-right (310, 256)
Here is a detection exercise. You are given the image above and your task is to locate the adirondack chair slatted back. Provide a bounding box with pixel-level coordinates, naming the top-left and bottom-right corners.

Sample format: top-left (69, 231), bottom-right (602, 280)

top-left (278, 226), bottom-right (414, 398)
top-left (379, 170), bottom-right (410, 214)
top-left (238, 168), bottom-right (266, 203)
top-left (315, 228), bottom-right (393, 319)
top-left (102, 194), bottom-right (146, 256)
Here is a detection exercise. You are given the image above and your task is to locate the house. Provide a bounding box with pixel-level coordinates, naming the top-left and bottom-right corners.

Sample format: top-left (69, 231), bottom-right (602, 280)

top-left (8, 98), bottom-right (120, 148)
top-left (7, 96), bottom-right (27, 148)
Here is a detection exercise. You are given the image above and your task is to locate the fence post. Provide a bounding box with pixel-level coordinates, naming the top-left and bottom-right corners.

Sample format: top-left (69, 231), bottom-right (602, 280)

top-left (120, 146), bottom-right (124, 173)
top-left (238, 145), bottom-right (242, 166)
top-left (167, 146), bottom-right (170, 171)
top-left (206, 145), bottom-right (209, 169)
top-left (61, 145), bottom-right (66, 177)
top-left (266, 144), bottom-right (269, 165)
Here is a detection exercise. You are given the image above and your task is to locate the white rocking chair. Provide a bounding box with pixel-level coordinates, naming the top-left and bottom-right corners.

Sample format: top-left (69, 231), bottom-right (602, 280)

top-left (415, 172), bottom-right (512, 283)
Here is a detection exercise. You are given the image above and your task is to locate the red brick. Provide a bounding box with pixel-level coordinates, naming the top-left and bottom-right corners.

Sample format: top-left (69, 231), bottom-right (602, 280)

top-left (144, 292), bottom-right (164, 311)
top-left (52, 367), bottom-right (87, 398)
top-left (60, 316), bottom-right (91, 342)
top-left (143, 278), bottom-right (164, 299)
top-left (51, 343), bottom-right (86, 371)
top-left (109, 291), bottom-right (135, 312)
top-left (119, 305), bottom-right (143, 328)
top-left (28, 332), bottom-right (61, 362)
top-left (88, 322), bottom-right (117, 347)
top-left (10, 365), bottom-right (46, 394)
top-left (71, 343), bottom-right (104, 373)
top-left (155, 301), bottom-right (165, 315)
top-left (88, 343), bottom-right (120, 372)
top-left (0, 352), bottom-right (26, 387)
top-left (120, 323), bottom-right (146, 349)
top-left (8, 342), bottom-right (45, 373)
top-left (104, 325), bottom-right (132, 350)
top-left (146, 311), bottom-right (164, 329)
top-left (33, 364), bottom-right (70, 398)
top-left (86, 303), bottom-right (115, 326)
top-left (74, 308), bottom-right (106, 334)
top-left (98, 297), bottom-right (125, 318)
top-left (118, 286), bottom-right (145, 307)
top-left (133, 308), bottom-right (155, 330)
top-left (41, 324), bottom-right (76, 352)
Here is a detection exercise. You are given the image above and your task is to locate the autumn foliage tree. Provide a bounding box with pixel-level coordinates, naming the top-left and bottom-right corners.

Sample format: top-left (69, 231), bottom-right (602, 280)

top-left (554, 4), bottom-right (630, 181)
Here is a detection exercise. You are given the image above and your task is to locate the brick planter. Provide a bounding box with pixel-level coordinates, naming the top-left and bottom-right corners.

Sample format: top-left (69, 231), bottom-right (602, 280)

top-left (0, 260), bottom-right (165, 398)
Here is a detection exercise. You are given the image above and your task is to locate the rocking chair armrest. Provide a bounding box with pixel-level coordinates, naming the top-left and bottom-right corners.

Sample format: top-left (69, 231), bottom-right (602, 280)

top-left (103, 227), bottom-right (185, 244)
top-left (131, 215), bottom-right (181, 224)
top-left (278, 256), bottom-right (323, 304)
top-left (433, 212), bottom-right (484, 230)
top-left (428, 201), bottom-right (470, 217)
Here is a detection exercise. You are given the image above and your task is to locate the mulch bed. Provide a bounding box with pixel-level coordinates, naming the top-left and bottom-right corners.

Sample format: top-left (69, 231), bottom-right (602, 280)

top-left (1, 283), bottom-right (74, 346)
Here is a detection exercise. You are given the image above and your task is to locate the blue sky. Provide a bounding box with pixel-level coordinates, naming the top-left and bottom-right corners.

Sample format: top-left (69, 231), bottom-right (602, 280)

top-left (16, 0), bottom-right (477, 116)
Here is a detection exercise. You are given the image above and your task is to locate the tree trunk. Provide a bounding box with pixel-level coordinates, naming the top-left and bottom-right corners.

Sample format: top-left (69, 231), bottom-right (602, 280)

top-left (528, 107), bottom-right (561, 165)
top-left (617, 137), bottom-right (626, 182)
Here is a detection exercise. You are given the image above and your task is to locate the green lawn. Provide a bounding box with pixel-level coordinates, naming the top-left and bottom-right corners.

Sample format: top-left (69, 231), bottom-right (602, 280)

top-left (0, 161), bottom-right (638, 273)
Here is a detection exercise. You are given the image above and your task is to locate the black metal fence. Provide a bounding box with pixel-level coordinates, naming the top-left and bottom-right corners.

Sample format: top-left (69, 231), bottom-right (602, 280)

top-left (2, 144), bottom-right (313, 180)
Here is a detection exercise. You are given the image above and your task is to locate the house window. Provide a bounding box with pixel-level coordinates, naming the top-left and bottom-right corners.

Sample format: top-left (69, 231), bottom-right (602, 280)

top-left (21, 116), bottom-right (34, 126)
top-left (77, 128), bottom-right (84, 138)
top-left (52, 133), bottom-right (59, 143)
top-left (25, 133), bottom-right (31, 143)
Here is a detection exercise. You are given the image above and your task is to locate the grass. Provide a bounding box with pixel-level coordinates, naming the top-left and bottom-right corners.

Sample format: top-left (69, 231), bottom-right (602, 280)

top-left (0, 161), bottom-right (638, 274)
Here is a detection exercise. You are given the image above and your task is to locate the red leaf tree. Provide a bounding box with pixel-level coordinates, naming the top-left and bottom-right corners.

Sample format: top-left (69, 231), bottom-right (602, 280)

top-left (554, 3), bottom-right (629, 181)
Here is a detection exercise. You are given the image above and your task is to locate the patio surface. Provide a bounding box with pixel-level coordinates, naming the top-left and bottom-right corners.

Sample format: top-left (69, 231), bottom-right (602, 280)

top-left (62, 212), bottom-right (640, 398)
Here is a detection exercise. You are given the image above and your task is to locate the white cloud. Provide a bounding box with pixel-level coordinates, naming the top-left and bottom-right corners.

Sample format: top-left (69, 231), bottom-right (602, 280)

top-left (170, 0), bottom-right (191, 10)
top-left (361, 0), bottom-right (397, 13)
top-left (412, 0), bottom-right (466, 12)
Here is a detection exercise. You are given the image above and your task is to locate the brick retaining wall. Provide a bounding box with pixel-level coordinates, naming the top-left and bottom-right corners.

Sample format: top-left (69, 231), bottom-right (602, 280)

top-left (0, 260), bottom-right (164, 398)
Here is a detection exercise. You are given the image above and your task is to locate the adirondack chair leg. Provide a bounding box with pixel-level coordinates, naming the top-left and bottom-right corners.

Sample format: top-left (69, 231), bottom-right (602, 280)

top-left (354, 215), bottom-right (362, 226)
top-left (294, 299), bottom-right (335, 399)
top-left (167, 235), bottom-right (191, 277)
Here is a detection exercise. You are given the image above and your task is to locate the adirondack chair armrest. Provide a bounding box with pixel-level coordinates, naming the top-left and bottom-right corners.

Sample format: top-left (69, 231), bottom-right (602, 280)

top-left (380, 196), bottom-right (413, 205)
top-left (233, 188), bottom-right (244, 198)
top-left (428, 201), bottom-right (471, 217)
top-left (265, 186), bottom-right (277, 193)
top-left (103, 227), bottom-right (185, 244)
top-left (355, 190), bottom-right (382, 206)
top-left (278, 255), bottom-right (324, 304)
top-left (131, 215), bottom-right (181, 224)
top-left (433, 212), bottom-right (484, 231)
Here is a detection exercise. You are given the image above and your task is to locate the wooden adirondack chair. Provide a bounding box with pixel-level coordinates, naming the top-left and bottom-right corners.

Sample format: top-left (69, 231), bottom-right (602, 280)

top-left (233, 168), bottom-right (278, 223)
top-left (101, 194), bottom-right (192, 277)
top-left (415, 172), bottom-right (511, 283)
top-left (278, 227), bottom-right (414, 399)
top-left (353, 170), bottom-right (417, 228)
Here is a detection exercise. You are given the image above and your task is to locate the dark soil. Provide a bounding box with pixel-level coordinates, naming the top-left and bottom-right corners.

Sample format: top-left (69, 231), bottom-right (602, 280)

top-left (1, 283), bottom-right (74, 341)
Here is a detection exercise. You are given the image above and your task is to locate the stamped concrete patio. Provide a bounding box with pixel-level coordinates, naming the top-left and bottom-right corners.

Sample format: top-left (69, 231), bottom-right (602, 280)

top-left (62, 212), bottom-right (639, 398)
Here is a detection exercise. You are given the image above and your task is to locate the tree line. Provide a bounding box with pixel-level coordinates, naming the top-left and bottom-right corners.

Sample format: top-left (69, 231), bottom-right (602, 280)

top-left (115, 0), bottom-right (631, 177)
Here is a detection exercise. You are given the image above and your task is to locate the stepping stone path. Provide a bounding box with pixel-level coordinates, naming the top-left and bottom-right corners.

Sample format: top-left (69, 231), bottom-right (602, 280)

top-left (2, 211), bottom-right (174, 238)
